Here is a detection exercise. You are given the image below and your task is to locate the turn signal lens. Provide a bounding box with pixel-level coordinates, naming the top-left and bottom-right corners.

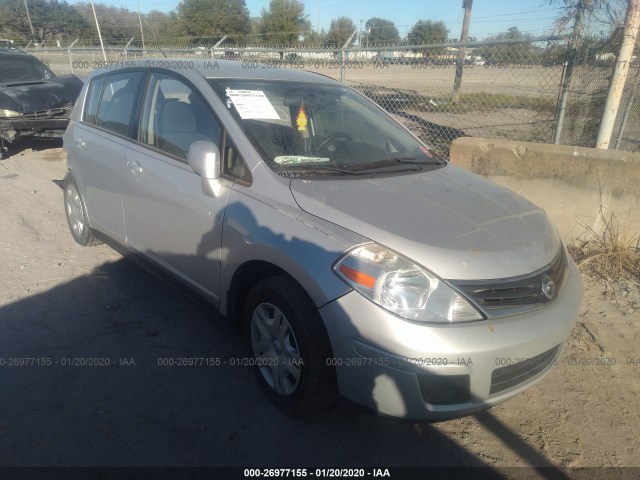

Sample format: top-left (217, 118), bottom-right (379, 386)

top-left (334, 244), bottom-right (484, 324)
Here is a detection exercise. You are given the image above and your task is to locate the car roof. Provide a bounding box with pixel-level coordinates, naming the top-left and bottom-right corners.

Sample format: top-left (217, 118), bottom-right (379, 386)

top-left (91, 59), bottom-right (339, 85)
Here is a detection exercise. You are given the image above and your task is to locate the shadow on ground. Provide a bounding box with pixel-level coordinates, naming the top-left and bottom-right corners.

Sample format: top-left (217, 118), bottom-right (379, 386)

top-left (0, 254), bottom-right (537, 473)
top-left (0, 148), bottom-right (567, 475)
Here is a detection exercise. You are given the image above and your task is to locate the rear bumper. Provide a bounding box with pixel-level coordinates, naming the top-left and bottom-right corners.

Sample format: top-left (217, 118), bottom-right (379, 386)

top-left (319, 258), bottom-right (583, 421)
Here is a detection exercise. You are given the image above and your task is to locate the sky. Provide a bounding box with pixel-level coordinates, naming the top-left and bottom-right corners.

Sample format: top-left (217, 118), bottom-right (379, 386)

top-left (287, 0), bottom-right (565, 39)
top-left (75, 0), bottom-right (569, 40)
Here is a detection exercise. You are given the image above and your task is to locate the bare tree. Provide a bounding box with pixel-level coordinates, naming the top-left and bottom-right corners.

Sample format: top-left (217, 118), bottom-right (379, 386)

top-left (549, 0), bottom-right (629, 34)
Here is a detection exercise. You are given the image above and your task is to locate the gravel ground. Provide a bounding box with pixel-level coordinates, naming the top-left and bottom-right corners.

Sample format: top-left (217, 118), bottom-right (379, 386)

top-left (0, 140), bottom-right (639, 477)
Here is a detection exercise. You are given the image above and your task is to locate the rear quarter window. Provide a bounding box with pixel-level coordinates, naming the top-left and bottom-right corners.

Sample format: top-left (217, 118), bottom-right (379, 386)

top-left (82, 77), bottom-right (105, 125)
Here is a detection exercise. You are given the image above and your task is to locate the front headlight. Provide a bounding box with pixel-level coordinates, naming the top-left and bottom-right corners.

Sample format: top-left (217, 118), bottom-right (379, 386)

top-left (333, 243), bottom-right (484, 324)
top-left (0, 109), bottom-right (22, 118)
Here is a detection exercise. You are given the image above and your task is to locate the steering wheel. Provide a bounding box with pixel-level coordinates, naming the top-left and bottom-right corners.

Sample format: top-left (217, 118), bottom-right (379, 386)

top-left (318, 132), bottom-right (353, 151)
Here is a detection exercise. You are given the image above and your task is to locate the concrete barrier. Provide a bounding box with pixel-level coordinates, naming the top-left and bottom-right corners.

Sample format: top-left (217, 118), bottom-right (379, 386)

top-left (449, 137), bottom-right (640, 242)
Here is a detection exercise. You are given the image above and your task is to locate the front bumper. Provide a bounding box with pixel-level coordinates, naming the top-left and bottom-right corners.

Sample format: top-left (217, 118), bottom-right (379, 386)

top-left (0, 117), bottom-right (70, 141)
top-left (319, 258), bottom-right (583, 421)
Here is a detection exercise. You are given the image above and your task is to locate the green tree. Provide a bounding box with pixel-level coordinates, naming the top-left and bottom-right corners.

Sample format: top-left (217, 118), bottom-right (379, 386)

top-left (0, 0), bottom-right (33, 43)
top-left (325, 16), bottom-right (355, 47)
top-left (143, 10), bottom-right (184, 46)
top-left (176, 0), bottom-right (250, 44)
top-left (75, 3), bottom-right (143, 45)
top-left (364, 17), bottom-right (400, 45)
top-left (302, 28), bottom-right (326, 46)
top-left (260, 0), bottom-right (310, 46)
top-left (0, 0), bottom-right (91, 45)
top-left (145, 11), bottom-right (170, 44)
top-left (480, 26), bottom-right (532, 43)
top-left (483, 27), bottom-right (534, 63)
top-left (407, 19), bottom-right (449, 45)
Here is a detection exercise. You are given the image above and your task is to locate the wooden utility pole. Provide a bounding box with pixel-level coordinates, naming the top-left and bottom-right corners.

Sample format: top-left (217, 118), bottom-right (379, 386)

top-left (596, 0), bottom-right (640, 149)
top-left (22, 0), bottom-right (35, 41)
top-left (452, 0), bottom-right (473, 103)
top-left (90, 0), bottom-right (108, 62)
top-left (137, 0), bottom-right (145, 51)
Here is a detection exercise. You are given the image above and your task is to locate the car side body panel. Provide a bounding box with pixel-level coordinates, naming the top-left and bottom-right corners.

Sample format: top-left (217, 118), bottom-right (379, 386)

top-left (65, 121), bottom-right (128, 242)
top-left (123, 142), bottom-right (233, 306)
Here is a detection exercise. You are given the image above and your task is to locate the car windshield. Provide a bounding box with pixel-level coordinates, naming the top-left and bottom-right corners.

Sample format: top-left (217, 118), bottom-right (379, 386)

top-left (0, 57), bottom-right (54, 83)
top-left (209, 79), bottom-right (443, 176)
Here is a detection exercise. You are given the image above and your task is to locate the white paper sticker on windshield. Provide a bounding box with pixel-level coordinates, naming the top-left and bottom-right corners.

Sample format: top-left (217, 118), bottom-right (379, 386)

top-left (226, 89), bottom-right (280, 120)
top-left (274, 156), bottom-right (331, 165)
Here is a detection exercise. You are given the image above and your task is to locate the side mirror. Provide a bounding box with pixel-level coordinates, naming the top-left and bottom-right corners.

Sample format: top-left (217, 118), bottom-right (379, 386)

top-left (187, 141), bottom-right (223, 198)
top-left (188, 141), bottom-right (220, 179)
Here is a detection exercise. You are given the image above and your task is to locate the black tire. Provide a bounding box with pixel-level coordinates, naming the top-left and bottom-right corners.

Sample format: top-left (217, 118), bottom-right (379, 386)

top-left (63, 174), bottom-right (101, 247)
top-left (244, 276), bottom-right (337, 416)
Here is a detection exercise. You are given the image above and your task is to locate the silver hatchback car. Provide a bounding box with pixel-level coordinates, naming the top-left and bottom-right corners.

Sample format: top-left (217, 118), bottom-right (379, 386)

top-left (63, 60), bottom-right (582, 420)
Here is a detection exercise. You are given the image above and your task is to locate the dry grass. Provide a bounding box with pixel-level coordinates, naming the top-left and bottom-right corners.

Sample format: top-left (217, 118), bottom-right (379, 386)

top-left (569, 209), bottom-right (640, 282)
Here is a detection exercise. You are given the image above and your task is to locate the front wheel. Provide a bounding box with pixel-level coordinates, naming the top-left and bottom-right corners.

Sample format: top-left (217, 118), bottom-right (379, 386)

top-left (244, 276), bottom-right (337, 416)
top-left (63, 174), bottom-right (101, 247)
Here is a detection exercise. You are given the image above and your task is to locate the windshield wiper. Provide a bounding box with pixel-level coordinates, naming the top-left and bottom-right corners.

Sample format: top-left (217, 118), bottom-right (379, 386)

top-left (350, 155), bottom-right (446, 173)
top-left (0, 80), bottom-right (46, 87)
top-left (278, 155), bottom-right (445, 176)
top-left (281, 165), bottom-right (369, 176)
top-left (371, 156), bottom-right (445, 167)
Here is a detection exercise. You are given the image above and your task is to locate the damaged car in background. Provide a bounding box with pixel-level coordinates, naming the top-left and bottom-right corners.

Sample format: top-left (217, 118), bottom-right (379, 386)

top-left (0, 43), bottom-right (83, 157)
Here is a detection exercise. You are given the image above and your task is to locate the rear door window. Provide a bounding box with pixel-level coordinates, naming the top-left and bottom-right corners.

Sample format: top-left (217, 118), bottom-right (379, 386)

top-left (85, 71), bottom-right (144, 138)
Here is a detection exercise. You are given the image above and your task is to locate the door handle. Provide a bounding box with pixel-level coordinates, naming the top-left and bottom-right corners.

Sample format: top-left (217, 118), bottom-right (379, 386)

top-left (74, 137), bottom-right (85, 147)
top-left (127, 161), bottom-right (143, 174)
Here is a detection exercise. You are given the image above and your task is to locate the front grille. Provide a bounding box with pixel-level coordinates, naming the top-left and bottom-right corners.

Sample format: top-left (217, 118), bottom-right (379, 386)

top-left (454, 248), bottom-right (566, 312)
top-left (490, 345), bottom-right (560, 395)
top-left (21, 107), bottom-right (71, 120)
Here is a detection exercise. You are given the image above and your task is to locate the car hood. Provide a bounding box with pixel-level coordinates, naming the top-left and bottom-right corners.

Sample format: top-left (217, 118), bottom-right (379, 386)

top-left (289, 165), bottom-right (561, 280)
top-left (0, 75), bottom-right (83, 113)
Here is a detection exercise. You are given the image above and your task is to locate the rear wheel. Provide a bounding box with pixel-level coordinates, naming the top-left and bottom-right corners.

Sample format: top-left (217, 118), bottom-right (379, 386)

top-left (63, 175), bottom-right (101, 247)
top-left (244, 276), bottom-right (337, 416)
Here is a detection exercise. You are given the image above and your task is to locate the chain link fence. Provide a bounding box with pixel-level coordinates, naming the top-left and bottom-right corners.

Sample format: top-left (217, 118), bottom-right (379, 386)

top-left (615, 63), bottom-right (640, 152)
top-left (553, 35), bottom-right (639, 152)
top-left (27, 37), bottom-right (640, 156)
top-left (339, 39), bottom-right (566, 157)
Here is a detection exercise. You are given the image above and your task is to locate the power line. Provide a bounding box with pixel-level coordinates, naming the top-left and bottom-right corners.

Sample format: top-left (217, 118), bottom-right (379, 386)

top-left (472, 7), bottom-right (565, 20)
